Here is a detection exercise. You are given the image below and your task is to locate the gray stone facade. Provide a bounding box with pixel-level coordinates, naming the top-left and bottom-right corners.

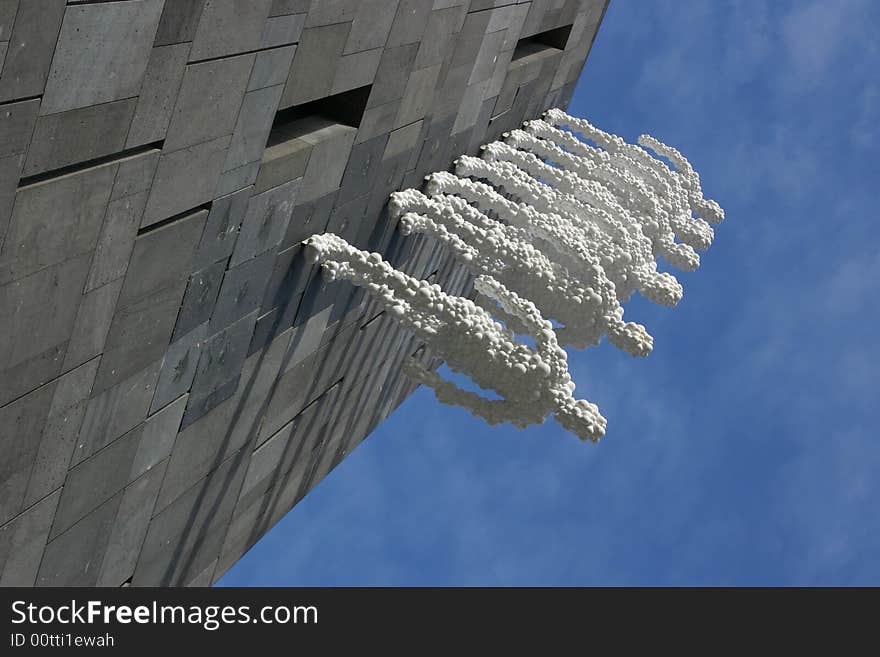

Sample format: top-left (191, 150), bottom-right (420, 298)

top-left (0, 0), bottom-right (607, 586)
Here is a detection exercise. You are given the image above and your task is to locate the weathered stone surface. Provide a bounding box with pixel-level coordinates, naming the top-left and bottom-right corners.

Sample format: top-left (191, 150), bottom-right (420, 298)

top-left (0, 255), bottom-right (91, 407)
top-left (127, 43), bottom-right (192, 148)
top-left (189, 0), bottom-right (274, 62)
top-left (40, 0), bottom-right (164, 115)
top-left (164, 54), bottom-right (255, 153)
top-left (142, 137), bottom-right (230, 228)
top-left (0, 0), bottom-right (66, 103)
top-left (1, 161), bottom-right (116, 285)
top-left (95, 210), bottom-right (206, 393)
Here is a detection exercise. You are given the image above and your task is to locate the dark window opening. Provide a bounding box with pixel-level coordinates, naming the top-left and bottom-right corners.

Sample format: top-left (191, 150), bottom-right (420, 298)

top-left (511, 24), bottom-right (573, 61)
top-left (268, 85), bottom-right (372, 145)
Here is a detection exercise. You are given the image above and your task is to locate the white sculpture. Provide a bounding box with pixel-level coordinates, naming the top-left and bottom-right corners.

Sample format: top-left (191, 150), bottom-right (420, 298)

top-left (480, 140), bottom-right (702, 273)
top-left (543, 108), bottom-right (724, 232)
top-left (636, 133), bottom-right (725, 225)
top-left (302, 232), bottom-right (607, 442)
top-left (388, 188), bottom-right (652, 355)
top-left (299, 110), bottom-right (724, 442)
top-left (450, 157), bottom-right (684, 305)
top-left (507, 125), bottom-right (715, 252)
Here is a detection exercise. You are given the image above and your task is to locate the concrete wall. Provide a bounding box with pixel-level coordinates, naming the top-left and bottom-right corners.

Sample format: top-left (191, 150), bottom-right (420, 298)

top-left (0, 0), bottom-right (608, 587)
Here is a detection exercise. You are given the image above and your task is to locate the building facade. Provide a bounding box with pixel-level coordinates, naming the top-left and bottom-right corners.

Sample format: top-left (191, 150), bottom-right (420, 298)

top-left (0, 0), bottom-right (608, 586)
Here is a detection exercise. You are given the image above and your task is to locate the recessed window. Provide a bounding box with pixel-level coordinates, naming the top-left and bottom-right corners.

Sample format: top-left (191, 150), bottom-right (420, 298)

top-left (269, 85), bottom-right (372, 143)
top-left (511, 24), bottom-right (573, 62)
top-left (256, 85), bottom-right (372, 194)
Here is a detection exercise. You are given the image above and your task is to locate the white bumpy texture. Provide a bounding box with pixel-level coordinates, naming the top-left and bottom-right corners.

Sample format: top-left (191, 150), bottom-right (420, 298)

top-left (302, 109), bottom-right (724, 442)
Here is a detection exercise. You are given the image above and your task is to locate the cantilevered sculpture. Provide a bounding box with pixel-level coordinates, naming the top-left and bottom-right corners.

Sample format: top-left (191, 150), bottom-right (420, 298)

top-left (303, 109), bottom-right (725, 441)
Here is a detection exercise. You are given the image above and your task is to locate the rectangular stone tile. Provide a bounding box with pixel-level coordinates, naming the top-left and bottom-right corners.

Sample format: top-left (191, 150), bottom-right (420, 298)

top-left (133, 395), bottom-right (188, 476)
top-left (354, 98), bottom-right (401, 144)
top-left (209, 251), bottom-right (275, 335)
top-left (280, 22), bottom-right (350, 108)
top-left (299, 122), bottom-right (358, 202)
top-left (331, 47), bottom-right (383, 96)
top-left (154, 0), bottom-right (206, 46)
top-left (36, 492), bottom-right (123, 587)
top-left (133, 446), bottom-right (250, 586)
top-left (386, 0), bottom-right (430, 48)
top-left (249, 45), bottom-right (297, 92)
top-left (269, 0), bottom-right (310, 17)
top-left (111, 149), bottom-right (162, 202)
top-left (0, 380), bottom-right (56, 526)
top-left (40, 0), bottom-right (164, 115)
top-left (283, 304), bottom-right (332, 374)
top-left (178, 323), bottom-right (291, 488)
top-left (384, 119), bottom-right (424, 160)
top-left (0, 490), bottom-right (60, 587)
top-left (193, 186), bottom-right (251, 270)
top-left (216, 161), bottom-right (261, 197)
top-left (0, 153), bottom-right (23, 248)
top-left (96, 460), bottom-right (167, 587)
top-left (151, 324), bottom-right (207, 414)
top-left (62, 280), bottom-right (123, 373)
top-left (304, 0), bottom-right (358, 27)
top-left (337, 131), bottom-right (389, 201)
top-left (413, 5), bottom-right (465, 70)
top-left (344, 0), bottom-right (398, 54)
top-left (96, 210), bottom-right (206, 392)
top-left (281, 190), bottom-right (336, 249)
top-left (231, 178), bottom-right (299, 266)
top-left (74, 361), bottom-right (161, 467)
top-left (0, 255), bottom-right (91, 408)
top-left (260, 12), bottom-right (305, 49)
top-left (0, 1), bottom-right (16, 41)
top-left (173, 262), bottom-right (226, 341)
top-left (224, 84), bottom-right (285, 173)
top-left (0, 0), bottom-right (65, 102)
top-left (85, 191), bottom-right (150, 292)
top-left (394, 63), bottom-right (442, 128)
top-left (126, 43), bottom-right (192, 148)
top-left (260, 243), bottom-right (311, 321)
top-left (164, 53), bottom-right (256, 152)
top-left (367, 43), bottom-right (419, 110)
top-left (0, 98), bottom-right (38, 160)
top-left (325, 194), bottom-right (369, 245)
top-left (254, 133), bottom-right (311, 195)
top-left (142, 135), bottom-right (229, 228)
top-left (22, 359), bottom-right (100, 509)
top-left (1, 159), bottom-right (116, 285)
top-left (186, 311), bottom-right (258, 414)
top-left (190, 0), bottom-right (273, 61)
top-left (23, 98), bottom-right (137, 177)
top-left (52, 422), bottom-right (145, 539)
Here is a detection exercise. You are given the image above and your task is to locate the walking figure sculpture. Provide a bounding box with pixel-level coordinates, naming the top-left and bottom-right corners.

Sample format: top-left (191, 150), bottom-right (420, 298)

top-left (302, 232), bottom-right (607, 442)
top-left (388, 188), bottom-right (652, 355)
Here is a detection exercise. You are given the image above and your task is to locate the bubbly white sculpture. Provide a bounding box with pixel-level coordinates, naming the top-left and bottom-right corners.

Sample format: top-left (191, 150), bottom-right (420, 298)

top-left (302, 233), bottom-right (607, 442)
top-left (507, 125), bottom-right (715, 252)
top-left (299, 110), bottom-right (724, 442)
top-left (480, 140), bottom-right (702, 273)
top-left (543, 108), bottom-right (724, 228)
top-left (388, 188), bottom-right (652, 355)
top-left (450, 156), bottom-right (684, 304)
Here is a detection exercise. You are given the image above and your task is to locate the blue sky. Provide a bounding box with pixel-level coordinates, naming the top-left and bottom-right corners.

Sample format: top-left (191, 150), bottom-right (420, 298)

top-left (219, 0), bottom-right (879, 586)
